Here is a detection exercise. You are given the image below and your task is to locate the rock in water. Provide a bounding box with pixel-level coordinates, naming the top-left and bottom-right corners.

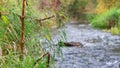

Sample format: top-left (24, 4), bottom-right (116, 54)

top-left (64, 42), bottom-right (83, 47)
top-left (57, 41), bottom-right (83, 47)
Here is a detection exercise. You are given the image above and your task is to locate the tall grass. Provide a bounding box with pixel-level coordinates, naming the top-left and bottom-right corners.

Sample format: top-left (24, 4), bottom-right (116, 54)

top-left (0, 0), bottom-right (65, 68)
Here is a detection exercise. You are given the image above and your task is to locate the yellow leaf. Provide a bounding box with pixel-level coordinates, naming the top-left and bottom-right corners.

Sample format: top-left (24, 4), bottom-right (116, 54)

top-left (46, 35), bottom-right (50, 41)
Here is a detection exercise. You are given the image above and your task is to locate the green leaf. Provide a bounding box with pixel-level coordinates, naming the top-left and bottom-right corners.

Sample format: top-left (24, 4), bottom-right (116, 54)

top-left (1, 15), bottom-right (9, 24)
top-left (0, 6), bottom-right (5, 11)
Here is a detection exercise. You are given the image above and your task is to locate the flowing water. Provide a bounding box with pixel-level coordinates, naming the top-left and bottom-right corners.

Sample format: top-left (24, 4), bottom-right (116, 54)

top-left (51, 21), bottom-right (120, 68)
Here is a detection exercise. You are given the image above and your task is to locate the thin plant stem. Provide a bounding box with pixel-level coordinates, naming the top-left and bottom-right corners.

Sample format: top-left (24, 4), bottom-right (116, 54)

top-left (20, 0), bottom-right (26, 60)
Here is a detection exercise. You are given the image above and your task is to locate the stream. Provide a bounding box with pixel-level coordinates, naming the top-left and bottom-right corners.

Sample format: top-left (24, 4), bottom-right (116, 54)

top-left (50, 21), bottom-right (120, 68)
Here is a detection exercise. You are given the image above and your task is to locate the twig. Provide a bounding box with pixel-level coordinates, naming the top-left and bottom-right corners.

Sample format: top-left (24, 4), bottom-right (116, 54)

top-left (19, 15), bottom-right (55, 22)
top-left (33, 52), bottom-right (50, 68)
top-left (0, 11), bottom-right (55, 22)
top-left (37, 15), bottom-right (55, 22)
top-left (47, 52), bottom-right (50, 67)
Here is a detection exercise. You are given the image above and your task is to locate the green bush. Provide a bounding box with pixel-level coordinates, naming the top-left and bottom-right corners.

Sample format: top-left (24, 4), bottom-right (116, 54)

top-left (88, 7), bottom-right (120, 34)
top-left (87, 14), bottom-right (95, 22)
top-left (89, 7), bottom-right (120, 29)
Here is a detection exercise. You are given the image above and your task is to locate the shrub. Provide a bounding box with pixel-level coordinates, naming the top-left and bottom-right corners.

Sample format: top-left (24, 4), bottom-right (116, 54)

top-left (68, 0), bottom-right (88, 19)
top-left (89, 7), bottom-right (120, 29)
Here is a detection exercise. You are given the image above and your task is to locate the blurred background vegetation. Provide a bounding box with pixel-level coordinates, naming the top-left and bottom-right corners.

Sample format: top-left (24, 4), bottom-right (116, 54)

top-left (68, 0), bottom-right (120, 34)
top-left (0, 0), bottom-right (120, 68)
